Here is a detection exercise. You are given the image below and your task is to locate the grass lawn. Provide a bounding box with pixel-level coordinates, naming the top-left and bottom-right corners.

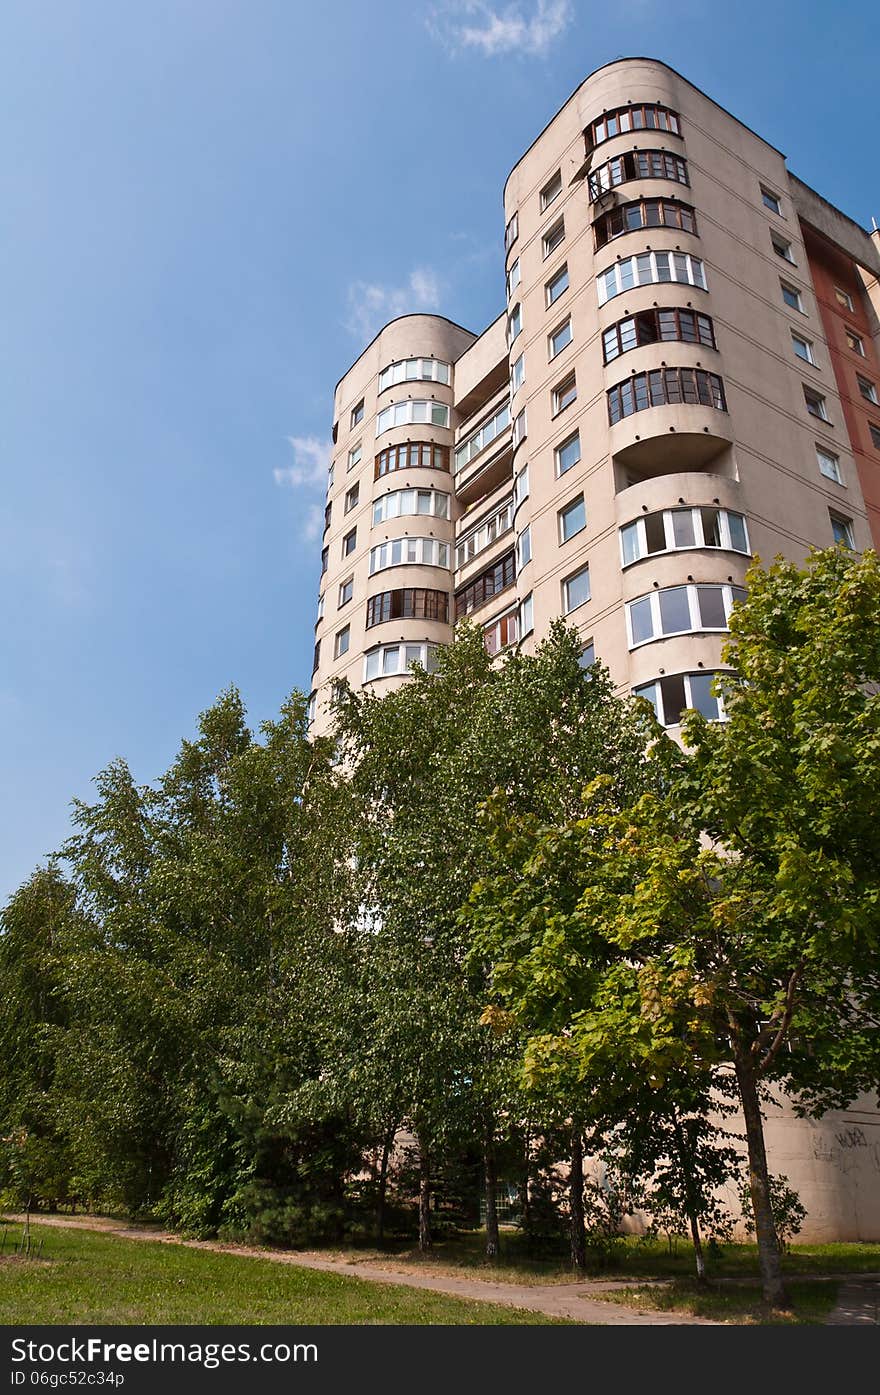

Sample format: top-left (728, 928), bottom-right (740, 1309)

top-left (0, 1224), bottom-right (567, 1326)
top-left (589, 1279), bottom-right (840, 1325)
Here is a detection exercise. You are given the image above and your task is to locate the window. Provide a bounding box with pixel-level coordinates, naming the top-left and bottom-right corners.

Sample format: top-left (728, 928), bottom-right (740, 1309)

top-left (378, 358), bottom-right (450, 392)
top-left (483, 606), bottom-right (520, 656)
top-left (376, 400), bottom-right (450, 436)
top-left (366, 588), bottom-right (450, 628)
top-left (334, 625), bottom-right (350, 658)
top-left (559, 494), bottom-right (586, 542)
top-left (555, 432), bottom-right (581, 476)
top-left (549, 317), bottom-right (572, 358)
top-left (455, 497), bottom-right (513, 569)
top-left (511, 353), bottom-right (525, 393)
top-left (455, 403), bottom-right (511, 472)
top-left (620, 506), bottom-right (749, 564)
top-left (596, 251), bottom-right (706, 305)
top-left (834, 286), bottom-right (854, 311)
top-left (543, 217), bottom-right (565, 258)
top-left (338, 576), bottom-right (354, 607)
top-left (771, 234), bottom-right (795, 263)
top-left (602, 307), bottom-right (716, 363)
top-left (507, 302), bottom-right (522, 345)
top-left (579, 641), bottom-right (596, 670)
top-left (505, 211), bottom-right (519, 252)
top-left (552, 372), bottom-right (577, 415)
top-left (307, 691), bottom-right (317, 725)
top-left (344, 482), bottom-right (359, 513)
top-left (781, 282), bottom-right (803, 312)
top-left (375, 441), bottom-right (450, 478)
top-left (348, 442), bottom-right (362, 472)
top-left (563, 564), bottom-right (590, 614)
top-left (761, 187), bottom-right (782, 215)
top-left (845, 328), bottom-right (865, 356)
top-left (364, 642), bottom-right (441, 682)
top-left (455, 551), bottom-right (515, 618)
top-left (627, 583), bottom-right (745, 648)
top-left (506, 257), bottom-right (521, 299)
top-left (372, 488), bottom-right (450, 524)
top-left (857, 375), bottom-right (878, 405)
top-left (369, 537), bottom-right (450, 574)
top-left (546, 264), bottom-right (569, 306)
top-left (351, 399), bottom-right (364, 427)
top-left (324, 501), bottom-right (332, 532)
top-left (589, 148), bottom-right (689, 200)
top-left (607, 367), bottom-right (726, 423)
top-left (791, 333), bottom-right (815, 365)
top-left (634, 671), bottom-right (726, 726)
top-left (586, 102), bottom-right (681, 148)
top-left (804, 387), bottom-right (828, 421)
top-left (320, 545), bottom-right (329, 575)
top-left (830, 513), bottom-right (854, 548)
top-left (312, 639), bottom-right (321, 672)
top-left (513, 464), bottom-right (529, 511)
top-left (316, 593), bottom-right (325, 621)
top-left (342, 528), bottom-right (357, 557)
top-left (816, 448), bottom-right (842, 484)
top-left (519, 593), bottom-right (534, 637)
top-left (540, 170), bottom-right (562, 210)
top-left (512, 408), bottom-right (527, 447)
top-left (516, 525), bottom-right (531, 571)
top-left (593, 197), bottom-right (697, 249)
top-left (870, 424), bottom-right (880, 450)
top-left (327, 462), bottom-right (334, 488)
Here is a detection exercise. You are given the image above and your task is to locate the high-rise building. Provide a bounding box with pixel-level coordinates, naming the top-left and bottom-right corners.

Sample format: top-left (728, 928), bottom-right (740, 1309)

top-left (308, 57), bottom-right (880, 1238)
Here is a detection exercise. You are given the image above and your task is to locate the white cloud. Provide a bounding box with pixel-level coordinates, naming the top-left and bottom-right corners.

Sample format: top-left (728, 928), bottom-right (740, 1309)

top-left (428, 0), bottom-right (572, 56)
top-left (346, 266), bottom-right (441, 344)
top-left (273, 435), bottom-right (331, 490)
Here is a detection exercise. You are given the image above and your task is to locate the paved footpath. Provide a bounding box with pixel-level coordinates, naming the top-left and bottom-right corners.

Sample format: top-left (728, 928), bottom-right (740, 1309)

top-left (4, 1214), bottom-right (710, 1326)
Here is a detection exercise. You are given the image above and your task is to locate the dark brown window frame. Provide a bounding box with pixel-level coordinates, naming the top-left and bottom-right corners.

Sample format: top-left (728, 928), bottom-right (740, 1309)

top-left (312, 639), bottom-right (321, 672)
top-left (589, 149), bottom-right (689, 201)
top-left (366, 587), bottom-right (449, 629)
top-left (594, 197), bottom-right (697, 250)
top-left (586, 103), bottom-right (682, 151)
top-left (607, 367), bottom-right (726, 425)
top-left (602, 307), bottom-right (717, 364)
top-left (374, 441), bottom-right (450, 480)
top-left (455, 550), bottom-right (516, 620)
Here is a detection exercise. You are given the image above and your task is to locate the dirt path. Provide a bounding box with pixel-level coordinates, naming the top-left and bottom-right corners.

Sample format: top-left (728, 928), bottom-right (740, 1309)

top-left (3, 1214), bottom-right (712, 1326)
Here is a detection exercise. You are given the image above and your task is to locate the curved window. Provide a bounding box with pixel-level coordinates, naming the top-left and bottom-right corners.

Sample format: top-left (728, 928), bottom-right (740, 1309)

top-left (513, 408), bottom-right (527, 447)
top-left (455, 550), bottom-right (515, 619)
top-left (634, 671), bottom-right (728, 727)
top-left (456, 496), bottom-right (513, 569)
top-left (513, 463), bottom-right (529, 512)
top-left (366, 588), bottom-right (449, 629)
top-left (369, 537), bottom-right (450, 574)
top-left (594, 198), bottom-right (696, 250)
top-left (374, 441), bottom-right (450, 479)
top-left (376, 400), bottom-right (450, 436)
top-left (505, 211), bottom-right (519, 253)
top-left (516, 525), bottom-right (531, 571)
top-left (507, 302), bottom-right (522, 346)
top-left (506, 257), bottom-right (520, 299)
top-left (364, 641), bottom-right (442, 682)
top-left (378, 358), bottom-right (450, 392)
top-left (587, 103), bottom-right (681, 150)
top-left (372, 488), bottom-right (450, 524)
top-left (603, 308), bottom-right (716, 364)
top-left (621, 507), bottom-right (749, 566)
top-left (608, 367), bottom-right (726, 424)
top-left (589, 149), bottom-right (689, 201)
top-left (627, 583), bottom-right (746, 648)
top-left (597, 251), bottom-right (706, 306)
top-left (455, 403), bottom-right (511, 473)
top-left (484, 605), bottom-right (520, 656)
top-left (511, 353), bottom-right (525, 393)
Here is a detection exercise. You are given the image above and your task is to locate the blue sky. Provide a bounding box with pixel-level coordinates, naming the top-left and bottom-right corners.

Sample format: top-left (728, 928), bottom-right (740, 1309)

top-left (2, 0), bottom-right (877, 901)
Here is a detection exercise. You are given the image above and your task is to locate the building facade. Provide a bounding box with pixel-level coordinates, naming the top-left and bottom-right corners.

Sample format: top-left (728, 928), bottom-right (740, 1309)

top-left (309, 58), bottom-right (880, 1239)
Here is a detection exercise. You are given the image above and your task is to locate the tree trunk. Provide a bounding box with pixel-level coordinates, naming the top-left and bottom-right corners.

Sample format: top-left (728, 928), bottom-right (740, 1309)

top-left (519, 1126), bottom-right (531, 1232)
top-left (569, 1124), bottom-right (587, 1273)
top-left (734, 1048), bottom-right (789, 1309)
top-left (417, 1138), bottom-right (432, 1252)
top-left (671, 1115), bottom-right (706, 1284)
top-left (375, 1124), bottom-right (395, 1246)
top-left (484, 1126), bottom-right (500, 1260)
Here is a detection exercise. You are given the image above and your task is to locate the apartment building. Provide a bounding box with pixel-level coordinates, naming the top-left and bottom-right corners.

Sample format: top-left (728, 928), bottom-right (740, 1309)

top-left (308, 57), bottom-right (880, 1238)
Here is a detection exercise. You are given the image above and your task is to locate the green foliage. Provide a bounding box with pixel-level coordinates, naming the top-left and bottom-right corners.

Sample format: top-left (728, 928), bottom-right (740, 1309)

top-left (738, 1174), bottom-right (807, 1252)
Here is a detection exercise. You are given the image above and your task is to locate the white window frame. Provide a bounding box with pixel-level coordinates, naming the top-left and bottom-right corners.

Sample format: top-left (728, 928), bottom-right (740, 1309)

top-left (619, 506), bottom-right (749, 566)
top-left (540, 170), bottom-right (562, 211)
top-left (830, 512), bottom-right (854, 548)
top-left (856, 375), bottom-right (878, 406)
top-left (761, 186), bottom-right (782, 215)
top-left (455, 496), bottom-right (514, 570)
top-left (548, 316), bottom-right (572, 359)
top-left (505, 211), bottom-right (519, 252)
top-left (376, 400), bottom-right (450, 437)
top-left (338, 576), bottom-right (354, 607)
top-left (372, 488), bottom-right (450, 524)
top-left (506, 257), bottom-right (521, 299)
top-left (633, 671), bottom-right (728, 727)
top-left (559, 494), bottom-right (586, 543)
top-left (334, 625), bottom-right (351, 659)
top-left (344, 482), bottom-right (360, 513)
top-left (363, 642), bottom-right (441, 683)
top-left (342, 528), bottom-right (356, 557)
top-left (552, 372), bottom-right (576, 415)
top-left (804, 387), bottom-right (829, 422)
top-left (626, 583), bottom-right (745, 649)
top-left (347, 443), bottom-right (362, 472)
top-left (845, 328), bottom-right (866, 357)
top-left (507, 302), bottom-right (522, 346)
top-left (351, 400), bottom-right (364, 427)
top-left (791, 333), bottom-right (815, 365)
top-left (780, 281), bottom-right (803, 312)
top-left (546, 264), bottom-right (569, 307)
top-left (316, 593), bottom-right (325, 621)
top-left (368, 537), bottom-right (450, 575)
top-left (512, 408), bottom-right (527, 447)
top-left (555, 432), bottom-right (581, 477)
top-left (483, 604), bottom-right (520, 656)
top-left (816, 447), bottom-right (843, 484)
top-left (454, 402), bottom-right (511, 473)
top-left (516, 525), bottom-right (532, 572)
top-left (834, 286), bottom-right (854, 311)
top-left (771, 234), bottom-right (795, 263)
top-left (513, 464), bottom-right (530, 513)
top-left (378, 358), bottom-right (450, 393)
top-left (511, 353), bottom-right (525, 394)
top-left (563, 564), bottom-right (590, 614)
top-left (543, 217), bottom-right (565, 259)
top-left (596, 251), bottom-right (706, 306)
